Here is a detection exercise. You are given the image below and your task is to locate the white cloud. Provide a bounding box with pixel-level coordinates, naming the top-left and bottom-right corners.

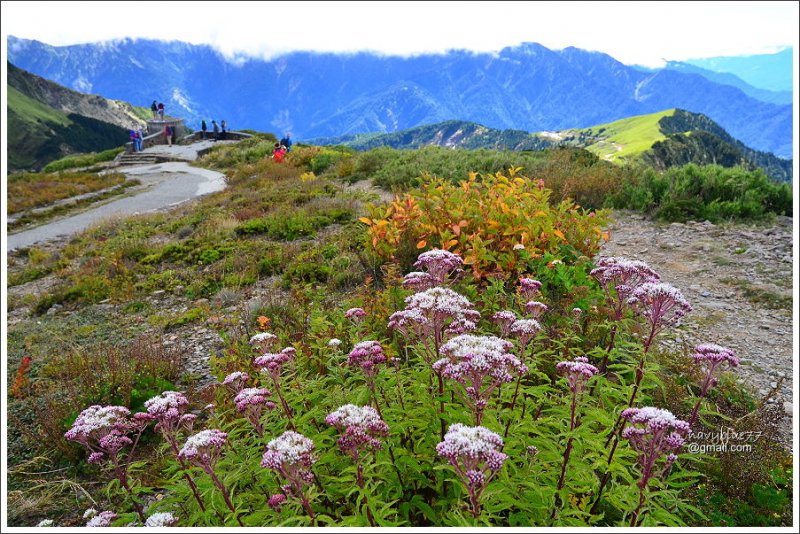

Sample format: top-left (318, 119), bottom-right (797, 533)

top-left (3, 1), bottom-right (797, 67)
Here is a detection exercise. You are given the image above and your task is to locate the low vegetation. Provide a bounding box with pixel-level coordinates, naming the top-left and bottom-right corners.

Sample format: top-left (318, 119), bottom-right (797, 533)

top-left (7, 170), bottom-right (129, 215)
top-left (42, 147), bottom-right (125, 173)
top-left (6, 135), bottom-right (792, 528)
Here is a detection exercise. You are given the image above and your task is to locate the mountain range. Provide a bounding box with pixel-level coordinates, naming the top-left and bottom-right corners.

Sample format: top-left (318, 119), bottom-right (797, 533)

top-left (311, 109), bottom-right (792, 182)
top-left (7, 62), bottom-right (148, 171)
top-left (6, 36), bottom-right (793, 159)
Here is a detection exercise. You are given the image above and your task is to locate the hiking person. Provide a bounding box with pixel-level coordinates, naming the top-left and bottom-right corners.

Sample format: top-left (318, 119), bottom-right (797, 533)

top-left (158, 102), bottom-right (165, 120)
top-left (130, 130), bottom-right (138, 152)
top-left (212, 120), bottom-right (220, 141)
top-left (280, 133), bottom-right (292, 152)
top-left (151, 100), bottom-right (158, 119)
top-left (201, 120), bottom-right (207, 139)
top-left (272, 142), bottom-right (287, 163)
top-left (164, 124), bottom-right (173, 146)
top-left (220, 119), bottom-right (227, 140)
top-left (137, 128), bottom-right (145, 151)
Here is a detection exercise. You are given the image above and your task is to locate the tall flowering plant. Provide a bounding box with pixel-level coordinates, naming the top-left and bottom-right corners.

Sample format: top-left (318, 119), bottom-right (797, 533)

top-left (552, 357), bottom-right (599, 519)
top-left (64, 405), bottom-right (149, 521)
top-left (179, 429), bottom-right (242, 525)
top-left (261, 431), bottom-right (318, 519)
top-left (436, 424), bottom-right (508, 518)
top-left (144, 391), bottom-right (205, 512)
top-left (254, 346), bottom-right (297, 427)
top-left (621, 407), bottom-right (691, 526)
top-left (434, 335), bottom-right (527, 425)
top-left (347, 340), bottom-right (389, 416)
top-left (234, 387), bottom-right (276, 437)
top-left (326, 404), bottom-right (390, 526)
top-left (688, 343), bottom-right (739, 427)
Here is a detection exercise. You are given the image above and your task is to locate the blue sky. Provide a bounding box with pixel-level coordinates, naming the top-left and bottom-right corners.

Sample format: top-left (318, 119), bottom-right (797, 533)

top-left (2, 1), bottom-right (797, 67)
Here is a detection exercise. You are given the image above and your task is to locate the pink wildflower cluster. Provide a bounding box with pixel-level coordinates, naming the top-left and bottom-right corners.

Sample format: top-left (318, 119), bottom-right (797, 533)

top-left (509, 318), bottom-right (542, 348)
top-left (84, 510), bottom-right (116, 527)
top-left (689, 343), bottom-right (739, 426)
top-left (144, 391), bottom-right (196, 439)
top-left (262, 431), bottom-right (318, 517)
top-left (267, 493), bottom-right (287, 510)
top-left (434, 335), bottom-right (527, 423)
top-left (255, 347), bottom-right (297, 377)
top-left (347, 341), bottom-right (388, 378)
top-left (591, 257), bottom-right (661, 317)
top-left (144, 512), bottom-right (178, 527)
top-left (64, 405), bottom-right (145, 466)
top-left (627, 282), bottom-right (692, 341)
top-left (250, 332), bottom-right (278, 352)
top-left (402, 271), bottom-right (436, 291)
top-left (345, 307), bottom-right (367, 323)
top-left (388, 287), bottom-right (480, 360)
top-left (556, 357), bottom-right (599, 395)
top-left (178, 429), bottom-right (228, 470)
top-left (234, 387), bottom-right (276, 437)
top-left (524, 301), bottom-right (548, 319)
top-left (326, 404), bottom-right (389, 462)
top-left (413, 249), bottom-right (464, 285)
top-left (621, 407), bottom-right (691, 488)
top-left (519, 278), bottom-right (543, 299)
top-left (436, 424), bottom-right (508, 517)
top-left (491, 310), bottom-right (517, 337)
top-left (222, 371), bottom-right (250, 394)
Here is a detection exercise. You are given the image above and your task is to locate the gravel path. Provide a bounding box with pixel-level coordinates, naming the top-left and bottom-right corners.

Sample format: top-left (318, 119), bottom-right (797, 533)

top-left (6, 143), bottom-right (230, 252)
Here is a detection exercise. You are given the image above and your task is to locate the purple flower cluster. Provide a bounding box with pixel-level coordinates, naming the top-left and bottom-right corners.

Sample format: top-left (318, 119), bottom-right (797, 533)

top-left (250, 332), bottom-right (278, 352)
top-left (388, 287), bottom-right (480, 359)
top-left (347, 341), bottom-right (388, 378)
top-left (436, 423), bottom-right (508, 516)
top-left (689, 343), bottom-right (739, 426)
top-left (434, 335), bottom-right (527, 422)
top-left (402, 271), bottom-right (437, 291)
top-left (325, 404), bottom-right (389, 459)
top-left (222, 371), bottom-right (250, 394)
top-left (556, 356), bottom-right (599, 395)
top-left (64, 405), bottom-right (142, 465)
top-left (621, 407), bottom-right (691, 489)
top-left (234, 387), bottom-right (276, 436)
top-left (84, 510), bottom-right (116, 527)
top-left (178, 429), bottom-right (228, 470)
top-left (627, 282), bottom-right (692, 339)
top-left (524, 301), bottom-right (548, 319)
top-left (491, 310), bottom-right (517, 337)
top-left (591, 257), bottom-right (661, 316)
top-left (255, 347), bottom-right (297, 377)
top-left (519, 278), bottom-right (543, 299)
top-left (144, 391), bottom-right (196, 437)
top-left (267, 493), bottom-right (287, 510)
top-left (262, 431), bottom-right (317, 513)
top-left (508, 318), bottom-right (542, 348)
top-left (413, 249), bottom-right (464, 285)
top-left (345, 307), bottom-right (367, 323)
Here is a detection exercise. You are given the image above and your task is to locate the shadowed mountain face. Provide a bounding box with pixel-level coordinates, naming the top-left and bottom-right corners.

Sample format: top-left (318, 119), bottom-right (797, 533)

top-left (7, 62), bottom-right (146, 171)
top-left (7, 36), bottom-right (793, 158)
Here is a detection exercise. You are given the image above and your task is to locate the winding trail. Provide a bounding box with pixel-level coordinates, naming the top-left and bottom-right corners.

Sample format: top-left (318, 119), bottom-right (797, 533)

top-left (7, 141), bottom-right (231, 251)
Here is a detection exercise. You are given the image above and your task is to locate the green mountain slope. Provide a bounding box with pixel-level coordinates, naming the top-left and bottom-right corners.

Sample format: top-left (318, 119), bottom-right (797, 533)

top-left (314, 109), bottom-right (792, 183)
top-left (7, 62), bottom-right (148, 171)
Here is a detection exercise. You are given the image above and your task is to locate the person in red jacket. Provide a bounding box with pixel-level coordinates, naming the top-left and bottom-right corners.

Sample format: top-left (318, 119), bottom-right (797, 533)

top-left (272, 142), bottom-right (287, 163)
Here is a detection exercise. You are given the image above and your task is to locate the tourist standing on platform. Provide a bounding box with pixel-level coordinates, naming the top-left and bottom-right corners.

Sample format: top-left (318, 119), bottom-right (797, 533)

top-left (151, 100), bottom-right (158, 119)
top-left (164, 124), bottom-right (173, 146)
top-left (201, 120), bottom-right (207, 139)
top-left (158, 102), bottom-right (165, 120)
top-left (280, 133), bottom-right (292, 152)
top-left (212, 120), bottom-right (220, 141)
top-left (221, 120), bottom-right (227, 140)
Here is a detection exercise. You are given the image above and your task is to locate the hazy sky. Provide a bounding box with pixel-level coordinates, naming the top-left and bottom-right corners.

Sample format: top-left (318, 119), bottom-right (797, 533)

top-left (2, 1), bottom-right (797, 67)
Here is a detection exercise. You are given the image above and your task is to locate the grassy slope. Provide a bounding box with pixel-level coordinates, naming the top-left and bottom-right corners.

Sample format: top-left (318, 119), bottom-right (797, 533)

top-left (7, 86), bottom-right (73, 169)
top-left (573, 109), bottom-right (676, 163)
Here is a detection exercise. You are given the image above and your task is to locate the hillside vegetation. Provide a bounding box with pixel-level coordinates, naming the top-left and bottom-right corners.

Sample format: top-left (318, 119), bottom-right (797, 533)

top-left (6, 136), bottom-right (793, 528)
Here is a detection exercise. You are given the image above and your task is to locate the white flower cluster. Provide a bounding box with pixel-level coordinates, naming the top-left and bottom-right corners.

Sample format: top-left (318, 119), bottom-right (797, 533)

top-left (144, 391), bottom-right (188, 417)
top-left (250, 332), bottom-right (278, 345)
top-left (262, 431), bottom-right (316, 468)
top-left (144, 512), bottom-right (178, 527)
top-left (66, 405), bottom-right (131, 440)
top-left (325, 404), bottom-right (383, 428)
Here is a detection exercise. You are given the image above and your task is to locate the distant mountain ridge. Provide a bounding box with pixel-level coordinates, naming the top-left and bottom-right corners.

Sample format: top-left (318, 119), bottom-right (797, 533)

top-left (313, 109), bottom-right (792, 182)
top-left (7, 62), bottom-right (147, 171)
top-left (7, 36), bottom-right (793, 158)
